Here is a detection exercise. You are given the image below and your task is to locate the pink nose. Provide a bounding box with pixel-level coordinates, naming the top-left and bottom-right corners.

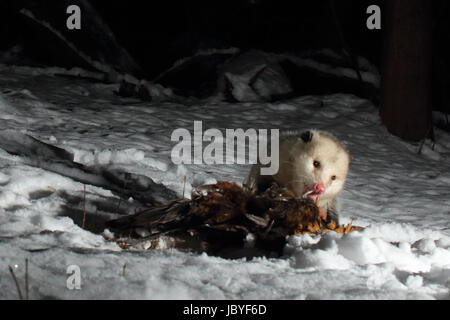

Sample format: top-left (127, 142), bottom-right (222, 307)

top-left (313, 183), bottom-right (326, 195)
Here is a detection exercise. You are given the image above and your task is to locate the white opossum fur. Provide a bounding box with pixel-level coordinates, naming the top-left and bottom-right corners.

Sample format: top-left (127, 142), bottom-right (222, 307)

top-left (244, 129), bottom-right (350, 223)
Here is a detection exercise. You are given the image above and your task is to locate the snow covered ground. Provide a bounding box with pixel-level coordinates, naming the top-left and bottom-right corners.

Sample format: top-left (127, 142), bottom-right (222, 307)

top-left (0, 63), bottom-right (449, 300)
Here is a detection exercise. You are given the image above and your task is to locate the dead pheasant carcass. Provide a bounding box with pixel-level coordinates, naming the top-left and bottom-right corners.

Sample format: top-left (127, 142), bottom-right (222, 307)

top-left (105, 182), bottom-right (362, 257)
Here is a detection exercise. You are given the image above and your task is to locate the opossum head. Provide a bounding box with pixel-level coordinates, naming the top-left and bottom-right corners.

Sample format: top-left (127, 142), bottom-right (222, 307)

top-left (292, 130), bottom-right (350, 201)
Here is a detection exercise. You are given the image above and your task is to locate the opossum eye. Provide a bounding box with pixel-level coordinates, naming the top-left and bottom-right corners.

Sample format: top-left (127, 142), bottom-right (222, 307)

top-left (313, 160), bottom-right (321, 168)
top-left (331, 175), bottom-right (337, 181)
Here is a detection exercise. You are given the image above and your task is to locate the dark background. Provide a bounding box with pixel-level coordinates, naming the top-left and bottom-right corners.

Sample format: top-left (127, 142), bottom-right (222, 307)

top-left (0, 0), bottom-right (384, 78)
top-left (0, 0), bottom-right (449, 140)
top-left (89, 0), bottom-right (384, 78)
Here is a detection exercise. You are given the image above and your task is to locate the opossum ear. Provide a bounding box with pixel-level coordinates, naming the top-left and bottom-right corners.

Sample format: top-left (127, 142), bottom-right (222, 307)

top-left (300, 131), bottom-right (313, 143)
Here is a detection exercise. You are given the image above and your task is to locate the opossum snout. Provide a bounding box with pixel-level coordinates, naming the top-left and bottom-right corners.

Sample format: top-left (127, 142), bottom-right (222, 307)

top-left (313, 183), bottom-right (326, 195)
top-left (302, 183), bottom-right (326, 199)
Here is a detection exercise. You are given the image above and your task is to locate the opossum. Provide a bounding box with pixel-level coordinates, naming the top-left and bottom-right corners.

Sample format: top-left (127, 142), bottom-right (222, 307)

top-left (244, 130), bottom-right (350, 223)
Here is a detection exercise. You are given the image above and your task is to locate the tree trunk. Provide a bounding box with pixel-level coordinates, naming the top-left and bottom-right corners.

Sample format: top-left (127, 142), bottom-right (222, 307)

top-left (380, 0), bottom-right (432, 141)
